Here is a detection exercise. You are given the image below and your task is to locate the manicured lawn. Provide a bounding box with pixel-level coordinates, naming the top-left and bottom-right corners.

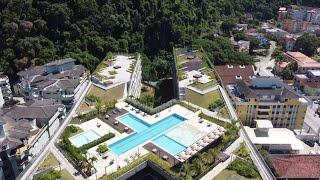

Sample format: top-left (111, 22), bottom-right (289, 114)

top-left (214, 169), bottom-right (261, 180)
top-left (60, 169), bottom-right (75, 180)
top-left (199, 113), bottom-right (228, 128)
top-left (38, 153), bottom-right (59, 171)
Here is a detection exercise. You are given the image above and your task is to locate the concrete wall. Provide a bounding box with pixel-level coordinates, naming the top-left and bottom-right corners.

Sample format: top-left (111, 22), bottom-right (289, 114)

top-left (128, 55), bottom-right (142, 98)
top-left (185, 87), bottom-right (221, 108)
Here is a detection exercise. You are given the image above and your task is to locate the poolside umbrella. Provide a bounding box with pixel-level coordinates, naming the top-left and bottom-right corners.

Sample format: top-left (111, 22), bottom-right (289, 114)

top-left (186, 148), bottom-right (193, 155)
top-left (208, 133), bottom-right (215, 139)
top-left (197, 139), bottom-right (204, 145)
top-left (214, 129), bottom-right (220, 134)
top-left (191, 144), bottom-right (198, 150)
top-left (204, 136), bottom-right (211, 143)
top-left (200, 141), bottom-right (207, 147)
top-left (195, 145), bottom-right (202, 151)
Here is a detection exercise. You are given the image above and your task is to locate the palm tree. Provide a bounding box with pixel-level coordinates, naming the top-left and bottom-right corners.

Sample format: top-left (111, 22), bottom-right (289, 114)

top-left (193, 158), bottom-right (204, 175)
top-left (180, 161), bottom-right (191, 178)
top-left (199, 152), bottom-right (211, 165)
top-left (208, 148), bottom-right (220, 163)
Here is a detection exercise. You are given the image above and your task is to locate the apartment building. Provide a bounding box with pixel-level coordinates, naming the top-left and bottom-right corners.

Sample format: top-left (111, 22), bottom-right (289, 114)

top-left (229, 77), bottom-right (307, 129)
top-left (17, 58), bottom-right (88, 108)
top-left (0, 99), bottom-right (65, 180)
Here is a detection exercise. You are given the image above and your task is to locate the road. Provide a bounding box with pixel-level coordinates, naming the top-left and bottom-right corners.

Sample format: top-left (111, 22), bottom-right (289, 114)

top-left (18, 81), bottom-right (92, 180)
top-left (254, 41), bottom-right (276, 76)
top-left (219, 87), bottom-right (276, 180)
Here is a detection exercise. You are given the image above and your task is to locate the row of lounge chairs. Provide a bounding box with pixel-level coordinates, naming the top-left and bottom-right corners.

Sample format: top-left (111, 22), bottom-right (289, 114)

top-left (124, 151), bottom-right (141, 164)
top-left (176, 127), bottom-right (226, 162)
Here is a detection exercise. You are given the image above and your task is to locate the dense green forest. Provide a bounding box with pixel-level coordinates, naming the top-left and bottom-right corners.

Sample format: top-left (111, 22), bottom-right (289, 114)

top-left (0, 0), bottom-right (317, 82)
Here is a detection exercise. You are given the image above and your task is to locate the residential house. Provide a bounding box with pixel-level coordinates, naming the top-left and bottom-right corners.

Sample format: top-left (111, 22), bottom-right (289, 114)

top-left (17, 58), bottom-right (88, 108)
top-left (285, 51), bottom-right (320, 73)
top-left (233, 40), bottom-right (250, 53)
top-left (294, 70), bottom-right (320, 96)
top-left (271, 155), bottom-right (320, 179)
top-left (0, 99), bottom-right (65, 180)
top-left (229, 76), bottom-right (307, 129)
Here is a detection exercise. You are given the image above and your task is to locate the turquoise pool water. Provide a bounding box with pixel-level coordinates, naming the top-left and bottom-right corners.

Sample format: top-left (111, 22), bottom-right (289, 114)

top-left (109, 114), bottom-right (185, 156)
top-left (152, 135), bottom-right (186, 155)
top-left (119, 113), bottom-right (150, 132)
top-left (69, 130), bottom-right (101, 148)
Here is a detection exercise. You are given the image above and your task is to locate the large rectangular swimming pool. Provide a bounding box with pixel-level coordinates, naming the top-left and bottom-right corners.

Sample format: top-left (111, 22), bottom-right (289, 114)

top-left (109, 114), bottom-right (185, 156)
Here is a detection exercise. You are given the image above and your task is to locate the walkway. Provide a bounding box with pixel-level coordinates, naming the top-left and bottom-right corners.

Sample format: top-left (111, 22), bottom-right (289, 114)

top-left (18, 81), bottom-right (92, 180)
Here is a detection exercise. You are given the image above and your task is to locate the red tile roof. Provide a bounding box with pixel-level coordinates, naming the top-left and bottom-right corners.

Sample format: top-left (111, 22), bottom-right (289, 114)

top-left (271, 155), bottom-right (320, 178)
top-left (214, 65), bottom-right (255, 86)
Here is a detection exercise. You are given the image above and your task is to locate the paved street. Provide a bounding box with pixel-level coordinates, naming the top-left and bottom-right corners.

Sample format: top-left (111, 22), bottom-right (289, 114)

top-left (254, 41), bottom-right (276, 76)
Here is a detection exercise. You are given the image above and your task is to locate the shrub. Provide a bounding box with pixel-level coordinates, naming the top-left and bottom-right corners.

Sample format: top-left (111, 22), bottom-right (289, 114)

top-left (79, 133), bottom-right (115, 151)
top-left (97, 144), bottom-right (108, 154)
top-left (228, 158), bottom-right (259, 178)
top-left (125, 98), bottom-right (177, 115)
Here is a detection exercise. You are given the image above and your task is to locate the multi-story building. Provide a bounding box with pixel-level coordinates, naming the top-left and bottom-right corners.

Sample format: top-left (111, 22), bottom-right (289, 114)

top-left (229, 77), bottom-right (307, 129)
top-left (0, 99), bottom-right (65, 180)
top-left (294, 70), bottom-right (320, 96)
top-left (17, 58), bottom-right (88, 108)
top-left (282, 19), bottom-right (310, 33)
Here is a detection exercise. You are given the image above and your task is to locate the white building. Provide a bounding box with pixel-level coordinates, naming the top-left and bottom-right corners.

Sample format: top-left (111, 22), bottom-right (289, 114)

top-left (245, 120), bottom-right (304, 153)
top-left (0, 87), bottom-right (3, 108)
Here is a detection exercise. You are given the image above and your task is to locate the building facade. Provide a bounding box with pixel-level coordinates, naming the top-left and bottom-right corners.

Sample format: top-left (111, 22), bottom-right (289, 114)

top-left (17, 58), bottom-right (88, 108)
top-left (0, 75), bottom-right (12, 102)
top-left (230, 77), bottom-right (307, 129)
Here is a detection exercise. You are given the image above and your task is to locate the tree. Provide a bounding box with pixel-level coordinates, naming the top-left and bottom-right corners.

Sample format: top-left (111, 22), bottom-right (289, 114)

top-left (294, 34), bottom-right (320, 56)
top-left (249, 38), bottom-right (260, 55)
top-left (221, 18), bottom-right (236, 36)
top-left (96, 144), bottom-right (108, 154)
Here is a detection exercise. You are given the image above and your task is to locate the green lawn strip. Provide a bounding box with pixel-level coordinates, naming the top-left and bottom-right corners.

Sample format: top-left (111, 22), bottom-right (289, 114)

top-left (38, 153), bottom-right (60, 171)
top-left (218, 106), bottom-right (230, 119)
top-left (177, 101), bottom-right (199, 112)
top-left (199, 113), bottom-right (228, 128)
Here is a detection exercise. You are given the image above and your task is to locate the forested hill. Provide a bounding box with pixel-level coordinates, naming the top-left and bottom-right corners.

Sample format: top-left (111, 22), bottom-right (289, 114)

top-left (0, 0), bottom-right (314, 82)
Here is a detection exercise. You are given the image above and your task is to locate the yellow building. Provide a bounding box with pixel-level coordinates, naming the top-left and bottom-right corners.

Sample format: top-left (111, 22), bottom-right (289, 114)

top-left (230, 77), bottom-right (307, 129)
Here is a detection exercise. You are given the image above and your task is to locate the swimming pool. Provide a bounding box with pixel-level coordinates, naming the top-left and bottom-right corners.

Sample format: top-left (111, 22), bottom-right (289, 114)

top-left (119, 113), bottom-right (150, 132)
top-left (69, 130), bottom-right (101, 148)
top-left (152, 135), bottom-right (186, 155)
top-left (109, 114), bottom-right (185, 156)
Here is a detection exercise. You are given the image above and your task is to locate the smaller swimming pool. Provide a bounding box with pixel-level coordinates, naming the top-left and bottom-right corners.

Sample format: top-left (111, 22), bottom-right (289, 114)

top-left (69, 130), bottom-right (101, 148)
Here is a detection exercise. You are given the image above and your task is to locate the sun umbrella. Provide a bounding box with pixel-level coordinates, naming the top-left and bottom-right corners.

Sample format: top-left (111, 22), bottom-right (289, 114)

top-left (191, 144), bottom-right (198, 150)
top-left (186, 148), bottom-right (193, 155)
top-left (203, 136), bottom-right (211, 143)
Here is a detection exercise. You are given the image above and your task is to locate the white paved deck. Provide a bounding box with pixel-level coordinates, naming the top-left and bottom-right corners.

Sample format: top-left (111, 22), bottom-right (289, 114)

top-left (73, 118), bottom-right (120, 137)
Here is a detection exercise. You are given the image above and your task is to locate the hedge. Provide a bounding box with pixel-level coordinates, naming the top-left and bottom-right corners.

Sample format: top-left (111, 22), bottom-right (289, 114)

top-left (79, 133), bottom-right (115, 151)
top-left (125, 98), bottom-right (177, 115)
